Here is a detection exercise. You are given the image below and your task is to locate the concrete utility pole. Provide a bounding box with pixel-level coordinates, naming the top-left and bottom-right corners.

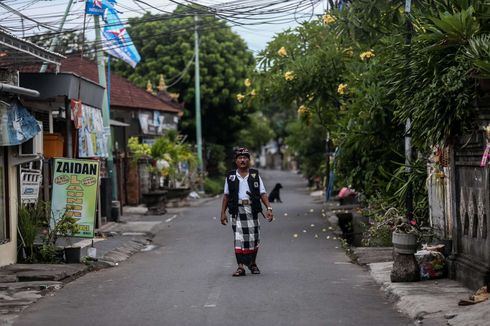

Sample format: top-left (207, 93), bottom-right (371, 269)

top-left (194, 14), bottom-right (204, 188)
top-left (95, 16), bottom-right (118, 201)
top-left (404, 0), bottom-right (413, 221)
top-left (40, 0), bottom-right (74, 73)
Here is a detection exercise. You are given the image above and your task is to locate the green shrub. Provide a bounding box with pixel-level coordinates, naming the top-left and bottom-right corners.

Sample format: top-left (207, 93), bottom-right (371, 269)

top-left (204, 177), bottom-right (224, 196)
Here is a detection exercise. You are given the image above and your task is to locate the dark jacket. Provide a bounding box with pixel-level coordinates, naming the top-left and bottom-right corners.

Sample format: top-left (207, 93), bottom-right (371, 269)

top-left (226, 168), bottom-right (262, 215)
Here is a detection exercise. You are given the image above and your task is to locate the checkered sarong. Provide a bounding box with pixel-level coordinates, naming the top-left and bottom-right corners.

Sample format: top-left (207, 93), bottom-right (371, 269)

top-left (232, 205), bottom-right (260, 265)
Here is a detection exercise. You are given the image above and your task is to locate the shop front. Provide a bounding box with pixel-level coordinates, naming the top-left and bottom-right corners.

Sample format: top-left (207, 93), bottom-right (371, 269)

top-left (0, 28), bottom-right (63, 266)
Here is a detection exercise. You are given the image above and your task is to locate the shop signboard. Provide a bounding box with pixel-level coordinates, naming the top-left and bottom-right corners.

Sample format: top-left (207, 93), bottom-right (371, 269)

top-left (51, 158), bottom-right (100, 238)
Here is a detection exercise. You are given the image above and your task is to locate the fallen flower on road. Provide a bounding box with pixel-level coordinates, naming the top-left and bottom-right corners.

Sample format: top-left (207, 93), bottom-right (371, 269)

top-left (314, 234), bottom-right (319, 239)
top-left (328, 226), bottom-right (333, 230)
top-left (293, 234), bottom-right (298, 238)
top-left (333, 237), bottom-right (337, 240)
top-left (309, 209), bottom-right (314, 213)
top-left (310, 224), bottom-right (315, 227)
top-left (302, 230), bottom-right (307, 233)
top-left (322, 228), bottom-right (326, 232)
top-left (326, 236), bottom-right (330, 239)
top-left (284, 213), bottom-right (288, 216)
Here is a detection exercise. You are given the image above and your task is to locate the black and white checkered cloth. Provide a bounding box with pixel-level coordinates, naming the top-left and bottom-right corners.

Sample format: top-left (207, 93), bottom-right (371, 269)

top-left (232, 205), bottom-right (260, 258)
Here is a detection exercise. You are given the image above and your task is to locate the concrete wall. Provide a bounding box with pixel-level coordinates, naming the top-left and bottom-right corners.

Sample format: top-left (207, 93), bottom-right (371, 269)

top-left (0, 147), bottom-right (18, 266)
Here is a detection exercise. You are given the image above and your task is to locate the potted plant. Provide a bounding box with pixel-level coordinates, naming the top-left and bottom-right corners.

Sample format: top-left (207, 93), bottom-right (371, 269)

top-left (380, 208), bottom-right (420, 254)
top-left (39, 210), bottom-right (79, 263)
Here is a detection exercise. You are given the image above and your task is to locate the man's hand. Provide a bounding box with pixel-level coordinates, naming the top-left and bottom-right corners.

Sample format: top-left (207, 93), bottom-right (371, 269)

top-left (220, 212), bottom-right (228, 225)
top-left (266, 210), bottom-right (273, 222)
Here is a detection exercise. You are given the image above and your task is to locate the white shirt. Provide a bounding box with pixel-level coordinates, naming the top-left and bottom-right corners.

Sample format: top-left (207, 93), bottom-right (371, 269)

top-left (223, 170), bottom-right (266, 200)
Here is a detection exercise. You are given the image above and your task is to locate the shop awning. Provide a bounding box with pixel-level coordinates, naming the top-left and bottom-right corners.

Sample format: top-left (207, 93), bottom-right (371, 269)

top-left (19, 73), bottom-right (104, 109)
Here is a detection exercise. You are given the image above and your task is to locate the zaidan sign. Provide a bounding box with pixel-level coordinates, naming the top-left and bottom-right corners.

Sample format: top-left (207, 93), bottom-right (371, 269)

top-left (51, 158), bottom-right (100, 238)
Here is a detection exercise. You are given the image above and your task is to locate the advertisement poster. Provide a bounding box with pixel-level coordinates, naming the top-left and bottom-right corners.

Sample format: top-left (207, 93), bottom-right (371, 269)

top-left (78, 104), bottom-right (108, 158)
top-left (51, 158), bottom-right (100, 238)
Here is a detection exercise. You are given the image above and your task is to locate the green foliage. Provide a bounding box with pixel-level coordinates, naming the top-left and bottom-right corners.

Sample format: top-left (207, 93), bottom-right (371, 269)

top-left (465, 34), bottom-right (490, 76)
top-left (205, 143), bottom-right (226, 177)
top-left (204, 176), bottom-right (223, 196)
top-left (17, 201), bottom-right (49, 262)
top-left (237, 112), bottom-right (275, 152)
top-left (127, 137), bottom-right (152, 162)
top-left (285, 116), bottom-right (326, 182)
top-left (27, 31), bottom-right (96, 58)
top-left (113, 5), bottom-right (256, 151)
top-left (151, 131), bottom-right (197, 186)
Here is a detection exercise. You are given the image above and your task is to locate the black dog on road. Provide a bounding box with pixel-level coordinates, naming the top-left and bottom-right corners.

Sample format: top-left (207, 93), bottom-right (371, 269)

top-left (268, 183), bottom-right (283, 203)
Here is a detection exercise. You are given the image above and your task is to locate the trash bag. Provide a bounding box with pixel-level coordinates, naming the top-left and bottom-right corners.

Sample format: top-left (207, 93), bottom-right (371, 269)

top-left (415, 249), bottom-right (446, 280)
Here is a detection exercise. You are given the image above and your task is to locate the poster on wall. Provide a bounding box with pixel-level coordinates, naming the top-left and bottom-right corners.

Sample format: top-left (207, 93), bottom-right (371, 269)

top-left (51, 158), bottom-right (100, 238)
top-left (78, 104), bottom-right (108, 158)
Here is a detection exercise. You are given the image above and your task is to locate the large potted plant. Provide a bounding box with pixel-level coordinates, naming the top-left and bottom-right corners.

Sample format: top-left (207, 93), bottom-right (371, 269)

top-left (382, 208), bottom-right (420, 254)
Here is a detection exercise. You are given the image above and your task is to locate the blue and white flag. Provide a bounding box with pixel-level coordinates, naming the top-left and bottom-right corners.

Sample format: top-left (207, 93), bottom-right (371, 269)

top-left (102, 6), bottom-right (141, 68)
top-left (85, 0), bottom-right (115, 16)
top-left (0, 100), bottom-right (40, 146)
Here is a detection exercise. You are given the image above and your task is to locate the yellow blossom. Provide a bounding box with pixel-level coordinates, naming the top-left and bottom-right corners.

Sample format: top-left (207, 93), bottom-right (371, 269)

top-left (244, 78), bottom-right (252, 87)
top-left (343, 47), bottom-right (353, 57)
top-left (337, 83), bottom-right (348, 95)
top-left (278, 46), bottom-right (288, 57)
top-left (236, 93), bottom-right (245, 102)
top-left (297, 105), bottom-right (308, 114)
top-left (360, 50), bottom-right (375, 61)
top-left (323, 14), bottom-right (336, 25)
top-left (284, 71), bottom-right (295, 81)
top-left (250, 89), bottom-right (257, 97)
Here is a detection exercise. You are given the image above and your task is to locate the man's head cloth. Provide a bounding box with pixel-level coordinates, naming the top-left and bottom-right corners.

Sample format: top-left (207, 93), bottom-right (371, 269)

top-left (235, 147), bottom-right (250, 159)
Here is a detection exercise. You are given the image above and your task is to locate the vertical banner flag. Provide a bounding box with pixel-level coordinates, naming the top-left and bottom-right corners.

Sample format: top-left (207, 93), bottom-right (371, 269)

top-left (85, 0), bottom-right (115, 16)
top-left (102, 6), bottom-right (141, 67)
top-left (51, 158), bottom-right (100, 238)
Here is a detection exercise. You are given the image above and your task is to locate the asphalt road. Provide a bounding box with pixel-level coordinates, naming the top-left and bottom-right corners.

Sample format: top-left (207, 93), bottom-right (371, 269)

top-left (14, 169), bottom-right (412, 326)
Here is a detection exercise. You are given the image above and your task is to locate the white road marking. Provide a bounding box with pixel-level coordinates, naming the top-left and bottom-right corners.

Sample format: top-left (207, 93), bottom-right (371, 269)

top-left (204, 286), bottom-right (222, 308)
top-left (165, 215), bottom-right (178, 223)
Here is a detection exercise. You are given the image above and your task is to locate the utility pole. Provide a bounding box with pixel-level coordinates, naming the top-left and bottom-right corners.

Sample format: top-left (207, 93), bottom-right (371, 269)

top-left (404, 0), bottom-right (413, 221)
top-left (95, 16), bottom-right (118, 202)
top-left (40, 0), bottom-right (74, 73)
top-left (194, 14), bottom-right (204, 189)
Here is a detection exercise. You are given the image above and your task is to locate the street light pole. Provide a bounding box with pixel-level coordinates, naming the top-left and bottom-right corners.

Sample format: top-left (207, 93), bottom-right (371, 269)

top-left (194, 14), bottom-right (204, 190)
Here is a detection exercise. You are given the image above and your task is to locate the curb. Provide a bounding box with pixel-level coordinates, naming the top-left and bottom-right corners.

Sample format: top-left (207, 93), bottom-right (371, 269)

top-left (368, 262), bottom-right (474, 325)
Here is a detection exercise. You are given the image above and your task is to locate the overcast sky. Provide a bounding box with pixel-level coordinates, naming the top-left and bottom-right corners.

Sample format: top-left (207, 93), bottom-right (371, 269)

top-left (1, 0), bottom-right (326, 53)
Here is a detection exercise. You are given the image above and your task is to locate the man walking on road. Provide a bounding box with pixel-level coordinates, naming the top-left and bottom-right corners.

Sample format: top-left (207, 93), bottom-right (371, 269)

top-left (220, 147), bottom-right (274, 277)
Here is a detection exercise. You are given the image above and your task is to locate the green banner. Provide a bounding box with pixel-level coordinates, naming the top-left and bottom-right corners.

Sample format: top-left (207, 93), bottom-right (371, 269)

top-left (51, 158), bottom-right (100, 238)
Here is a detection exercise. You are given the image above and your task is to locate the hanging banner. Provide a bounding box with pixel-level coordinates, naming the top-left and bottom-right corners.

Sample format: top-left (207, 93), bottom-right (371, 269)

top-left (71, 99), bottom-right (83, 129)
top-left (78, 104), bottom-right (108, 158)
top-left (85, 0), bottom-right (115, 16)
top-left (0, 100), bottom-right (40, 146)
top-left (51, 158), bottom-right (100, 238)
top-left (102, 6), bottom-right (141, 68)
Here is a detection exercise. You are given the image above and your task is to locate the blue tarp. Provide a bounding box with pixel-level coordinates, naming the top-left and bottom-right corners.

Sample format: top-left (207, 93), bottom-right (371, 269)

top-left (0, 100), bottom-right (40, 146)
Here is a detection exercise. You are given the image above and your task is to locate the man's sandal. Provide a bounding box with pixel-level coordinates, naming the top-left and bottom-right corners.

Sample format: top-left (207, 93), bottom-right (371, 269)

top-left (232, 267), bottom-right (246, 277)
top-left (248, 264), bottom-right (261, 274)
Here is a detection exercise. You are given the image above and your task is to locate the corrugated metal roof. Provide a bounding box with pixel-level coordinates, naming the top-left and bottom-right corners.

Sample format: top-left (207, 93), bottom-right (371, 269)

top-left (0, 27), bottom-right (64, 68)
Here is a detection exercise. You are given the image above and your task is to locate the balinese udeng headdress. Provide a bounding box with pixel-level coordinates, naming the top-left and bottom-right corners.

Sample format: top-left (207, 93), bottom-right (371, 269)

top-left (234, 147), bottom-right (250, 159)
